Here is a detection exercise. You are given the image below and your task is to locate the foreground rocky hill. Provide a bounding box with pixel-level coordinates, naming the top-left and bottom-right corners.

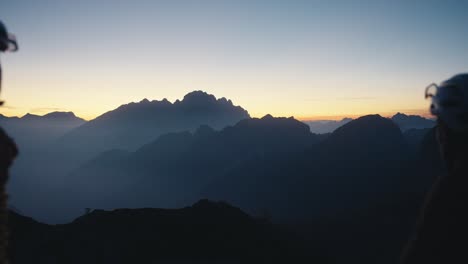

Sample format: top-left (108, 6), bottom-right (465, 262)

top-left (8, 200), bottom-right (326, 264)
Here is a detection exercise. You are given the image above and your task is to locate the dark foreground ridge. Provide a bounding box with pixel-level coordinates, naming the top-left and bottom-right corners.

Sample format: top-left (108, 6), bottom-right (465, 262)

top-left (8, 199), bottom-right (326, 264)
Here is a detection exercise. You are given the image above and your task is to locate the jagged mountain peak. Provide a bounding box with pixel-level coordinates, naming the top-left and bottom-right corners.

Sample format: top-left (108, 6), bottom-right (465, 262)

top-left (61, 91), bottom-right (250, 153)
top-left (181, 90), bottom-right (217, 104)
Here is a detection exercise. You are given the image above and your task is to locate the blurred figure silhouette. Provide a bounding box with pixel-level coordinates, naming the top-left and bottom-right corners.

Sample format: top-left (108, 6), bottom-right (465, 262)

top-left (401, 74), bottom-right (468, 263)
top-left (0, 20), bottom-right (18, 105)
top-left (0, 20), bottom-right (18, 264)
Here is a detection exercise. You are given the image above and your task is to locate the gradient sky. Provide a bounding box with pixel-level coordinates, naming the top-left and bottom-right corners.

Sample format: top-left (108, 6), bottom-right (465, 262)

top-left (0, 0), bottom-right (467, 120)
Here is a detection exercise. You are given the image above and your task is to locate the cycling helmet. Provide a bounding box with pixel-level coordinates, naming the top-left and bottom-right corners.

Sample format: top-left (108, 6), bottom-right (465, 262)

top-left (426, 74), bottom-right (468, 132)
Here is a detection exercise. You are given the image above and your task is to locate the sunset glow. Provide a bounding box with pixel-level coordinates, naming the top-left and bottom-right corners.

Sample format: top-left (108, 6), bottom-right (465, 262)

top-left (1, 0), bottom-right (466, 120)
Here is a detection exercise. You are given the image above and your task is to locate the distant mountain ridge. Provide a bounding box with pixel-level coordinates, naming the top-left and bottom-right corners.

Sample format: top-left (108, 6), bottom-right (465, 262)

top-left (303, 113), bottom-right (435, 134)
top-left (22, 111), bottom-right (84, 121)
top-left (303, 118), bottom-right (353, 134)
top-left (321, 114), bottom-right (408, 160)
top-left (0, 111), bottom-right (86, 149)
top-left (59, 91), bottom-right (250, 156)
top-left (391, 112), bottom-right (435, 131)
top-left (1, 111), bottom-right (84, 121)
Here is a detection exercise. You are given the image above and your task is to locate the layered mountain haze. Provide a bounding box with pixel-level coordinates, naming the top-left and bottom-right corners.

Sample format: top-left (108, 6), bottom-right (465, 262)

top-left (62, 115), bottom-right (320, 218)
top-left (0, 112), bottom-right (85, 150)
top-left (391, 112), bottom-right (435, 131)
top-left (205, 115), bottom-right (411, 217)
top-left (1, 112), bottom-right (86, 221)
top-left (203, 115), bottom-right (432, 263)
top-left (0, 91), bottom-right (442, 263)
top-left (303, 118), bottom-right (353, 134)
top-left (4, 91), bottom-right (251, 222)
top-left (0, 91), bottom-right (439, 225)
top-left (59, 91), bottom-right (250, 157)
top-left (304, 113), bottom-right (435, 134)
top-left (3, 1), bottom-right (465, 262)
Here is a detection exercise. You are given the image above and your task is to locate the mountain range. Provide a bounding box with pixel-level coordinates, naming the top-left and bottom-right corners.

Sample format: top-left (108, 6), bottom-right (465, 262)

top-left (0, 91), bottom-right (443, 263)
top-left (60, 114), bottom-right (320, 217)
top-left (0, 112), bottom-right (85, 150)
top-left (304, 113), bottom-right (435, 134)
top-left (202, 115), bottom-right (436, 263)
top-left (58, 90), bottom-right (250, 157)
top-left (204, 115), bottom-right (414, 216)
top-left (1, 91), bottom-right (437, 224)
top-left (4, 91), bottom-right (250, 221)
top-left (390, 112), bottom-right (435, 131)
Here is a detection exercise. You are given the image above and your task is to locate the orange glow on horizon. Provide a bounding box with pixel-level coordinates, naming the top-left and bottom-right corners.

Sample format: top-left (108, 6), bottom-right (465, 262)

top-left (0, 104), bottom-right (433, 123)
top-left (297, 108), bottom-right (433, 121)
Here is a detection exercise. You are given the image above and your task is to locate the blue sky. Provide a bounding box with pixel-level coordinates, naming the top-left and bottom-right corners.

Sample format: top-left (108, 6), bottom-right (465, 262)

top-left (1, 0), bottom-right (467, 120)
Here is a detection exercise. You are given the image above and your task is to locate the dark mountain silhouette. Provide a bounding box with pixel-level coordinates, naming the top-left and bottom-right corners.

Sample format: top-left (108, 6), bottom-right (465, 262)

top-left (57, 115), bottom-right (320, 222)
top-left (303, 117), bottom-right (353, 134)
top-left (205, 115), bottom-right (410, 214)
top-left (0, 112), bottom-right (85, 150)
top-left (58, 91), bottom-right (250, 157)
top-left (6, 109), bottom-right (444, 263)
top-left (391, 112), bottom-right (435, 131)
top-left (203, 115), bottom-right (432, 263)
top-left (304, 113), bottom-right (435, 134)
top-left (319, 114), bottom-right (408, 160)
top-left (206, 115), bottom-right (408, 206)
top-left (8, 200), bottom-right (326, 264)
